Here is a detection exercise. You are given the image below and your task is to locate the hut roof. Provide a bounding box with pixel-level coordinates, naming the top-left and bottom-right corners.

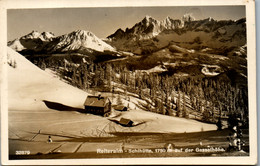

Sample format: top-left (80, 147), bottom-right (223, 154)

top-left (119, 118), bottom-right (133, 125)
top-left (114, 105), bottom-right (127, 111)
top-left (84, 95), bottom-right (110, 107)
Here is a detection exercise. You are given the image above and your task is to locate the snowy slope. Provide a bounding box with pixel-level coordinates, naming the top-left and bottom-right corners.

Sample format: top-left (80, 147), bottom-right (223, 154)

top-left (7, 39), bottom-right (25, 52)
top-left (7, 47), bottom-right (216, 142)
top-left (7, 47), bottom-right (88, 111)
top-left (7, 47), bottom-right (105, 140)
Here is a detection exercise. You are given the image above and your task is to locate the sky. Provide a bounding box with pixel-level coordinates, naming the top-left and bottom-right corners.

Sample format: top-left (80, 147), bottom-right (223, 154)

top-left (7, 6), bottom-right (245, 41)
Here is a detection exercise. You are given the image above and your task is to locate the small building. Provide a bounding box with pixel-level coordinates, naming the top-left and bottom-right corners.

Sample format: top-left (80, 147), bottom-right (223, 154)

top-left (119, 118), bottom-right (133, 127)
top-left (114, 105), bottom-right (128, 112)
top-left (84, 95), bottom-right (111, 117)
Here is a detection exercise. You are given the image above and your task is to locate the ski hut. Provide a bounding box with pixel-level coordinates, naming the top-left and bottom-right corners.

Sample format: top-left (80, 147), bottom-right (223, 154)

top-left (119, 118), bottom-right (133, 127)
top-left (84, 95), bottom-right (111, 117)
top-left (114, 105), bottom-right (128, 112)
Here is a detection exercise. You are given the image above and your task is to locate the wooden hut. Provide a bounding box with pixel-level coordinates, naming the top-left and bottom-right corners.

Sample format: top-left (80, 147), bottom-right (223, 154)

top-left (119, 118), bottom-right (133, 127)
top-left (84, 95), bottom-right (111, 117)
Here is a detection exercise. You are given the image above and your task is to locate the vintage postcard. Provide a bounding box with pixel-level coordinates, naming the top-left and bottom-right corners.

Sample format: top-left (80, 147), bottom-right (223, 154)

top-left (0, 0), bottom-right (257, 165)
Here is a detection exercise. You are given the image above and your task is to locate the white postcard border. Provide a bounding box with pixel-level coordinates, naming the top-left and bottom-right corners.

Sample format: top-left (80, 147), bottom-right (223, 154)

top-left (0, 0), bottom-right (257, 165)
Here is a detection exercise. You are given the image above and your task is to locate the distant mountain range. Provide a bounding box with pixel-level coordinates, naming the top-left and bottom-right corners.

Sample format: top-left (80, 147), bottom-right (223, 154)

top-left (8, 14), bottom-right (246, 56)
top-left (8, 30), bottom-right (115, 54)
top-left (106, 15), bottom-right (246, 54)
top-left (107, 15), bottom-right (185, 40)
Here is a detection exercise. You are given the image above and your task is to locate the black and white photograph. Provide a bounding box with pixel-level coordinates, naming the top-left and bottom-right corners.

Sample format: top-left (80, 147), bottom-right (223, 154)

top-left (0, 0), bottom-right (257, 165)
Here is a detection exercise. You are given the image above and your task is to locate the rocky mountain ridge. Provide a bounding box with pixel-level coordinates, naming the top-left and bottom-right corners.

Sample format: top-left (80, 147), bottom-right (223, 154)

top-left (8, 30), bottom-right (115, 54)
top-left (107, 15), bottom-right (184, 40)
top-left (107, 15), bottom-right (246, 54)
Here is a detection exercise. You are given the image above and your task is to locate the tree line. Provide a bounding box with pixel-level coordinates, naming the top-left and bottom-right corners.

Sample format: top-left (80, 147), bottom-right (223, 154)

top-left (34, 57), bottom-right (248, 128)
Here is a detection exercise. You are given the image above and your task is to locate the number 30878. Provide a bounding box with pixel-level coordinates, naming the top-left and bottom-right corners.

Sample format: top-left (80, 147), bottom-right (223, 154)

top-left (15, 151), bottom-right (30, 155)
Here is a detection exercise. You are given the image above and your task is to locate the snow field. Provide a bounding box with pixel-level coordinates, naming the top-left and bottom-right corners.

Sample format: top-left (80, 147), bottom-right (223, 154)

top-left (7, 47), bottom-right (217, 154)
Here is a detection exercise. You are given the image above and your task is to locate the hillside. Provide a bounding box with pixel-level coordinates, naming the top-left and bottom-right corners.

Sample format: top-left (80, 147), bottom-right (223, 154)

top-left (7, 46), bottom-right (216, 143)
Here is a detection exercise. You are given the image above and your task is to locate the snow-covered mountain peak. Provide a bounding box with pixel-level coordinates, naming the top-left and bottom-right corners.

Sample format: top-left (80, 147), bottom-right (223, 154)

top-left (19, 30), bottom-right (54, 41)
top-left (141, 15), bottom-right (160, 25)
top-left (66, 30), bottom-right (96, 41)
top-left (8, 31), bottom-right (55, 52)
top-left (182, 13), bottom-right (196, 22)
top-left (40, 32), bottom-right (55, 40)
top-left (21, 30), bottom-right (42, 39)
top-left (39, 32), bottom-right (55, 41)
top-left (144, 15), bottom-right (153, 21)
top-left (161, 16), bottom-right (183, 29)
top-left (52, 29), bottom-right (115, 52)
top-left (73, 29), bottom-right (93, 36)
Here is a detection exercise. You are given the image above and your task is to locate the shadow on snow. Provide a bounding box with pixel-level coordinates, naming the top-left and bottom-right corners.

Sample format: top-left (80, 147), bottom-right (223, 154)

top-left (42, 100), bottom-right (85, 113)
